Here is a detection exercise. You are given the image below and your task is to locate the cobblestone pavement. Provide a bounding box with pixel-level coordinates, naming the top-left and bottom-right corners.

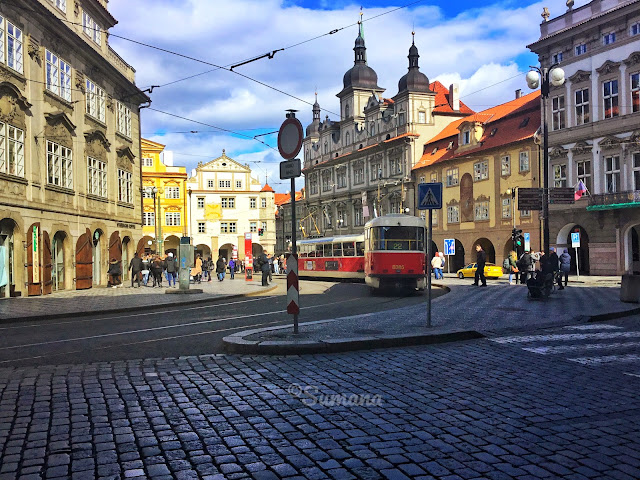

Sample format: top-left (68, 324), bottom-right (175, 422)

top-left (1, 318), bottom-right (640, 479)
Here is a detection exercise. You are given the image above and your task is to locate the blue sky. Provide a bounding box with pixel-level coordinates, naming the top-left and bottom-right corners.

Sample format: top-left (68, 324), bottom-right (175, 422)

top-left (109, 0), bottom-right (589, 192)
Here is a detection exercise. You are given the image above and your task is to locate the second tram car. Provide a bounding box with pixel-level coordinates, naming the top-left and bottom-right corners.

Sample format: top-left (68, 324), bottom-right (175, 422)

top-left (364, 214), bottom-right (426, 292)
top-left (298, 235), bottom-right (365, 280)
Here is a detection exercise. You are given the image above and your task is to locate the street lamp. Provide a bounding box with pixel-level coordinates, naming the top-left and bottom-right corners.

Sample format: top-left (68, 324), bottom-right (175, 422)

top-left (526, 63), bottom-right (565, 256)
top-left (145, 186), bottom-right (159, 253)
top-left (187, 188), bottom-right (192, 238)
top-left (506, 187), bottom-right (518, 251)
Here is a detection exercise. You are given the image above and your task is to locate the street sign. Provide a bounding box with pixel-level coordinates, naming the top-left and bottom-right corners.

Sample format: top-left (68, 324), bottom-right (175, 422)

top-left (549, 187), bottom-right (575, 204)
top-left (571, 232), bottom-right (580, 248)
top-left (279, 158), bottom-right (301, 179)
top-left (286, 253), bottom-right (300, 315)
top-left (524, 232), bottom-right (531, 252)
top-left (518, 188), bottom-right (543, 210)
top-left (444, 239), bottom-right (455, 256)
top-left (277, 115), bottom-right (303, 160)
top-left (417, 183), bottom-right (443, 210)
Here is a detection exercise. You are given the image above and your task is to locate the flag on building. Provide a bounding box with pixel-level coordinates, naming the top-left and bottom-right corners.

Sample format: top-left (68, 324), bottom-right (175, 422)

top-left (574, 180), bottom-right (587, 200)
top-left (204, 204), bottom-right (222, 220)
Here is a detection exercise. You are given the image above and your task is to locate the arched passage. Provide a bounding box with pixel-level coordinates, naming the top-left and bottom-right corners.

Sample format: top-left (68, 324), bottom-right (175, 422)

top-left (196, 244), bottom-right (212, 261)
top-left (137, 235), bottom-right (154, 256)
top-left (252, 243), bottom-right (264, 257)
top-left (52, 231), bottom-right (68, 291)
top-left (474, 237), bottom-right (496, 264)
top-left (557, 223), bottom-right (590, 274)
top-left (0, 218), bottom-right (17, 298)
top-left (164, 235), bottom-right (180, 256)
top-left (448, 239), bottom-right (465, 273)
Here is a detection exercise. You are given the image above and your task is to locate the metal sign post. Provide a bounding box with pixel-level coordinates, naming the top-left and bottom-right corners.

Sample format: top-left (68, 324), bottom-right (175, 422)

top-left (444, 239), bottom-right (455, 275)
top-left (278, 110), bottom-right (303, 333)
top-left (418, 183), bottom-right (443, 328)
top-left (571, 232), bottom-right (580, 280)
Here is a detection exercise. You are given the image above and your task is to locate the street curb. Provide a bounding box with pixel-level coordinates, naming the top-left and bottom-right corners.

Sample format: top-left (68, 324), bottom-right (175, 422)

top-left (223, 327), bottom-right (483, 355)
top-left (0, 284), bottom-right (279, 323)
top-left (588, 305), bottom-right (640, 323)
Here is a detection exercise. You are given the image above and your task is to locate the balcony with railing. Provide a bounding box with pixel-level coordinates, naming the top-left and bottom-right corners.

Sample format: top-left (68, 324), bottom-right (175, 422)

top-left (587, 190), bottom-right (640, 211)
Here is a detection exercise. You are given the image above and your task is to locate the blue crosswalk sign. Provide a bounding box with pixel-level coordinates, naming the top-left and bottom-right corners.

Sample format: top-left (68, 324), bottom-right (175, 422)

top-left (418, 183), bottom-right (442, 210)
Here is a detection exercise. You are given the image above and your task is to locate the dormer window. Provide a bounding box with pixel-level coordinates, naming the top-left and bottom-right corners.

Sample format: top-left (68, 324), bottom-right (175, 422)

top-left (462, 130), bottom-right (471, 145)
top-left (345, 103), bottom-right (350, 118)
top-left (418, 111), bottom-right (426, 123)
top-left (370, 122), bottom-right (376, 136)
top-left (602, 32), bottom-right (616, 45)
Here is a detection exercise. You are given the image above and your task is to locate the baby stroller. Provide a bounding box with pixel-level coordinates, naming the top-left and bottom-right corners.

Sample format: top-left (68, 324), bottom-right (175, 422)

top-left (526, 270), bottom-right (554, 299)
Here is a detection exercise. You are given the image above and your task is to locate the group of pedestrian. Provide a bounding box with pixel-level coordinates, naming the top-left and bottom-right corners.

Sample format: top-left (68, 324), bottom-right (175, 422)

top-left (504, 247), bottom-right (572, 289)
top-left (126, 252), bottom-right (179, 288)
top-left (430, 252), bottom-right (446, 280)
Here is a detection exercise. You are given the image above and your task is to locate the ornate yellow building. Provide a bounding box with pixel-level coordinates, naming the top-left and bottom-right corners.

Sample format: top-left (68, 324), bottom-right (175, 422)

top-left (141, 139), bottom-right (188, 256)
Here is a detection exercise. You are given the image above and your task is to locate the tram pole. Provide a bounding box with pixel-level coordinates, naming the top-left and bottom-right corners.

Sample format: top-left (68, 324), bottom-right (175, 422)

top-left (427, 212), bottom-right (432, 328)
top-left (291, 177), bottom-right (298, 334)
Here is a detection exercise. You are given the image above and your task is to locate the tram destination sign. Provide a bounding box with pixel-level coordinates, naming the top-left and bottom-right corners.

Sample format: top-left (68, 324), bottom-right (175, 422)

top-left (518, 188), bottom-right (543, 210)
top-left (549, 187), bottom-right (575, 204)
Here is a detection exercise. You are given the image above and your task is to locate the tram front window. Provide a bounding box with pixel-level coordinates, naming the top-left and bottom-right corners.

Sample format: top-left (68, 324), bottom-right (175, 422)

top-left (370, 226), bottom-right (425, 251)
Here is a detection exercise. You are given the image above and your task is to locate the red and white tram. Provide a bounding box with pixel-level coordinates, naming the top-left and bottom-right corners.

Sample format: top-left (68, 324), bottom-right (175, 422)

top-left (364, 214), bottom-right (426, 292)
top-left (297, 214), bottom-right (427, 292)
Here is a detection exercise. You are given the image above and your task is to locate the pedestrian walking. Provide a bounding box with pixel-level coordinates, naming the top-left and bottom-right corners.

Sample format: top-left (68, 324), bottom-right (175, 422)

top-left (548, 247), bottom-right (560, 289)
top-left (191, 254), bottom-right (203, 284)
top-left (201, 256), bottom-right (210, 282)
top-left (431, 254), bottom-right (442, 280)
top-left (141, 255), bottom-right (150, 286)
top-left (228, 258), bottom-right (236, 279)
top-left (216, 256), bottom-right (226, 281)
top-left (257, 251), bottom-right (270, 286)
top-left (273, 257), bottom-right (280, 275)
top-left (507, 250), bottom-right (518, 285)
top-left (559, 248), bottom-right (571, 289)
top-left (165, 252), bottom-right (177, 287)
top-left (128, 252), bottom-right (142, 288)
top-left (473, 244), bottom-right (487, 287)
top-left (518, 250), bottom-right (533, 284)
top-left (107, 258), bottom-right (122, 287)
top-left (151, 256), bottom-right (164, 287)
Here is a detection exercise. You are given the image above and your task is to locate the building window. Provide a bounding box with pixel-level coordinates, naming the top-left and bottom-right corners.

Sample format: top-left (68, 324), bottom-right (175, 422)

top-left (502, 198), bottom-right (511, 219)
top-left (322, 171), bottom-right (332, 192)
top-left (553, 164), bottom-right (567, 187)
top-left (207, 179), bottom-right (214, 188)
top-left (446, 167), bottom-right (459, 187)
top-left (420, 210), bottom-right (426, 221)
top-left (473, 160), bottom-right (489, 181)
top-left (221, 197), bottom-right (235, 208)
top-left (345, 103), bottom-right (350, 118)
top-left (143, 212), bottom-right (155, 226)
top-left (602, 32), bottom-right (616, 45)
top-left (632, 73), bottom-right (640, 113)
top-left (430, 172), bottom-right (437, 182)
top-left (261, 198), bottom-right (267, 208)
top-left (575, 88), bottom-right (590, 125)
top-left (354, 164), bottom-right (364, 184)
top-left (229, 222), bottom-right (237, 233)
top-left (345, 131), bottom-right (350, 145)
top-left (51, 0), bottom-right (66, 12)
top-left (250, 197), bottom-right (257, 209)
top-left (87, 157), bottom-right (107, 197)
top-left (462, 130), bottom-right (471, 145)
top-left (337, 167), bottom-right (347, 188)
top-left (0, 123), bottom-right (24, 177)
top-left (233, 180), bottom-right (241, 189)
top-left (220, 222), bottom-right (228, 233)
top-left (552, 52), bottom-right (563, 63)
top-left (45, 50), bottom-right (72, 102)
top-left (633, 153), bottom-right (640, 190)
top-left (165, 212), bottom-right (181, 226)
top-left (501, 155), bottom-right (510, 176)
top-left (551, 94), bottom-right (565, 130)
top-left (117, 102), bottom-right (131, 138)
top-left (370, 122), bottom-right (376, 136)
top-left (219, 180), bottom-right (231, 189)
top-left (418, 111), bottom-right (426, 123)
top-left (603, 80), bottom-right (619, 119)
top-left (197, 222), bottom-right (205, 233)
top-left (85, 78), bottom-right (106, 122)
top-left (474, 201), bottom-right (489, 221)
top-left (82, 11), bottom-right (101, 44)
top-left (197, 197), bottom-right (205, 208)
top-left (521, 209), bottom-right (531, 217)
top-left (370, 163), bottom-right (382, 181)
top-left (577, 159), bottom-right (591, 195)
top-left (431, 210), bottom-right (438, 226)
top-left (1, 18), bottom-right (23, 74)
top-left (324, 142), bottom-right (328, 154)
top-left (310, 175), bottom-right (318, 195)
top-left (398, 112), bottom-right (405, 126)
top-left (632, 22), bottom-right (640, 36)
top-left (142, 157), bottom-right (153, 167)
top-left (323, 208), bottom-right (332, 228)
top-left (261, 222), bottom-right (267, 232)
top-left (47, 140), bottom-right (72, 188)
top-left (390, 158), bottom-right (402, 175)
top-left (354, 206), bottom-right (363, 226)
top-left (118, 169), bottom-right (133, 203)
top-left (519, 151), bottom-right (530, 172)
top-left (575, 43), bottom-right (587, 56)
top-left (250, 222), bottom-right (257, 233)
top-left (165, 186), bottom-right (180, 199)
top-left (447, 205), bottom-right (459, 224)
top-left (604, 155), bottom-right (620, 193)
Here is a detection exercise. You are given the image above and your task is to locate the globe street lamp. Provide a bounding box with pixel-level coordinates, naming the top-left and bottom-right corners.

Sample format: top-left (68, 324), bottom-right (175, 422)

top-left (526, 64), bottom-right (565, 256)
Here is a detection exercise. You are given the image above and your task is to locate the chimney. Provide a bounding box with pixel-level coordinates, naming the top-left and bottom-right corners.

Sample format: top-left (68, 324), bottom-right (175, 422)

top-left (515, 89), bottom-right (522, 99)
top-left (449, 83), bottom-right (460, 111)
top-left (161, 150), bottom-right (174, 167)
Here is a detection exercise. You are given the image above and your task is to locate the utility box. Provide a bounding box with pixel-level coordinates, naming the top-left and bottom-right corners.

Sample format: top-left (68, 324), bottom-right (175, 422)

top-left (620, 274), bottom-right (640, 303)
top-left (178, 237), bottom-right (194, 290)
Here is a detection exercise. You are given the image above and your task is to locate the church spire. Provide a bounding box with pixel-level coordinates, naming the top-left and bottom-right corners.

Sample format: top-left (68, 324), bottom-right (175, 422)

top-left (354, 11), bottom-right (367, 65)
top-left (312, 91), bottom-right (320, 121)
top-left (408, 30), bottom-right (419, 69)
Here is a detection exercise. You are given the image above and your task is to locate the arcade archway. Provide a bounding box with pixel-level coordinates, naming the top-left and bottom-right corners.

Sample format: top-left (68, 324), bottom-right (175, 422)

top-left (0, 218), bottom-right (17, 298)
top-left (557, 223), bottom-right (590, 274)
top-left (473, 237), bottom-right (496, 264)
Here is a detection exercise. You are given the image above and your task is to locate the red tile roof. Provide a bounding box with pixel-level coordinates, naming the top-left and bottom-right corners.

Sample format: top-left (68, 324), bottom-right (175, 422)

top-left (430, 81), bottom-right (474, 115)
top-left (413, 91), bottom-right (541, 171)
top-left (261, 184), bottom-right (275, 192)
top-left (275, 193), bottom-right (291, 206)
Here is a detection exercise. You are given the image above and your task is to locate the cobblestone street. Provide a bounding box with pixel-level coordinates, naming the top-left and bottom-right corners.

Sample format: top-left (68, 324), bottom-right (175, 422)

top-left (1, 319), bottom-right (639, 479)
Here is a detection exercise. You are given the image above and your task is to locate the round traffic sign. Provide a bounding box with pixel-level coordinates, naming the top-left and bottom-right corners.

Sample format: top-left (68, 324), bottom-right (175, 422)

top-left (277, 117), bottom-right (303, 160)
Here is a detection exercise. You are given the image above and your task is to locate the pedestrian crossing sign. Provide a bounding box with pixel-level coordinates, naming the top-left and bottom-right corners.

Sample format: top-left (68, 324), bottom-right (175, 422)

top-left (418, 183), bottom-right (442, 210)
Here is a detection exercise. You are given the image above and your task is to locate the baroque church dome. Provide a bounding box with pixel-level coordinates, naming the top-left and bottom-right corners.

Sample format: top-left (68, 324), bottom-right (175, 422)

top-left (397, 39), bottom-right (431, 94)
top-left (342, 22), bottom-right (381, 91)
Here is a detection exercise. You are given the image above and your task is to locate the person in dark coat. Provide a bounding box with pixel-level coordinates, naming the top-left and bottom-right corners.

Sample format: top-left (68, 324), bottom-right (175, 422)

top-left (151, 256), bottom-right (164, 287)
top-left (165, 252), bottom-right (177, 287)
top-left (216, 256), bottom-right (226, 281)
top-left (473, 244), bottom-right (487, 287)
top-left (107, 258), bottom-right (122, 287)
top-left (129, 252), bottom-right (142, 288)
top-left (559, 248), bottom-right (571, 289)
top-left (548, 247), bottom-right (560, 289)
top-left (257, 252), bottom-right (270, 286)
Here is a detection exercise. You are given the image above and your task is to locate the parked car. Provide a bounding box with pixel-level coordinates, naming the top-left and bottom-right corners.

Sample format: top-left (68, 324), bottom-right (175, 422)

top-left (456, 262), bottom-right (504, 279)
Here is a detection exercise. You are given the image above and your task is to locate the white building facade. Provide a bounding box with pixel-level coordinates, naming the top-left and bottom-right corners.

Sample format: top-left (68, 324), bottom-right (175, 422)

top-left (529, 0), bottom-right (640, 275)
top-left (186, 151), bottom-right (276, 261)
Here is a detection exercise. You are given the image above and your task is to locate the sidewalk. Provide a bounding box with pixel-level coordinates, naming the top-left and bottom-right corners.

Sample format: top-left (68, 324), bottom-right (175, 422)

top-left (0, 275), bottom-right (277, 322)
top-left (224, 274), bottom-right (634, 354)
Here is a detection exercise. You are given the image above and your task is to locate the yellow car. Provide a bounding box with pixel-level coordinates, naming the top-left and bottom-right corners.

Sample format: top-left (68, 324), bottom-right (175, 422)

top-left (457, 263), bottom-right (504, 279)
